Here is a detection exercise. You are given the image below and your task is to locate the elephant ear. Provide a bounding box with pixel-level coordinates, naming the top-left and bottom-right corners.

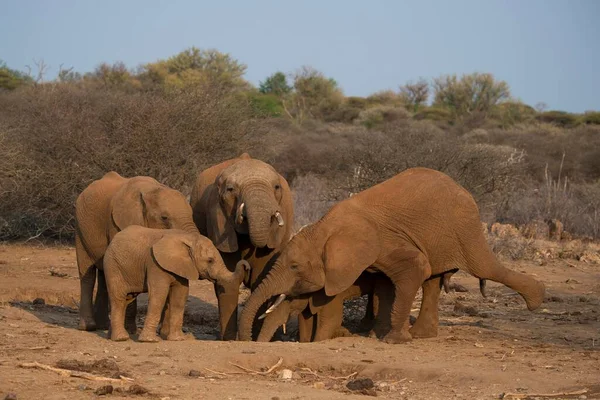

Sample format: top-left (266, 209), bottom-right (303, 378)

top-left (205, 183), bottom-right (238, 253)
top-left (323, 227), bottom-right (379, 297)
top-left (267, 175), bottom-right (294, 249)
top-left (308, 289), bottom-right (334, 315)
top-left (151, 234), bottom-right (199, 281)
top-left (111, 187), bottom-right (146, 230)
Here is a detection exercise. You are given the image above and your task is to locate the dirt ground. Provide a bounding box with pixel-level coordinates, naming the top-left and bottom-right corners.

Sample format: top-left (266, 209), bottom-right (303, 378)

top-left (0, 242), bottom-right (599, 400)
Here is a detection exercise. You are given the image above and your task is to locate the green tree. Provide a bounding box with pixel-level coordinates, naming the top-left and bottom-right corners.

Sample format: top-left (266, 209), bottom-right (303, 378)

top-left (85, 62), bottom-right (140, 88)
top-left (282, 66), bottom-right (343, 122)
top-left (0, 60), bottom-right (32, 90)
top-left (259, 72), bottom-right (291, 96)
top-left (139, 47), bottom-right (250, 91)
top-left (432, 72), bottom-right (510, 119)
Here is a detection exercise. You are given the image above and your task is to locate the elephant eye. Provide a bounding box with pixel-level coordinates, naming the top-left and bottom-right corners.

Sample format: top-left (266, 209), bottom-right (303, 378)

top-left (207, 257), bottom-right (215, 264)
top-left (274, 184), bottom-right (281, 190)
top-left (226, 186), bottom-right (234, 192)
top-left (161, 215), bottom-right (168, 221)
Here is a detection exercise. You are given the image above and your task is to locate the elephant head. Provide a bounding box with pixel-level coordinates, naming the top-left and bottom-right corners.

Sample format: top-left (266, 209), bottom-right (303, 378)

top-left (111, 177), bottom-right (199, 235)
top-left (151, 231), bottom-right (248, 284)
top-left (205, 159), bottom-right (292, 252)
top-left (238, 219), bottom-right (380, 341)
top-left (255, 290), bottom-right (336, 342)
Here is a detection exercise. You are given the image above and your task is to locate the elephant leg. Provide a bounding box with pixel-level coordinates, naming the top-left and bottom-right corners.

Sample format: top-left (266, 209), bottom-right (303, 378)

top-left (165, 284), bottom-right (189, 341)
top-left (78, 265), bottom-right (97, 331)
top-left (379, 253), bottom-right (431, 344)
top-left (370, 274), bottom-right (395, 339)
top-left (159, 298), bottom-right (171, 339)
top-left (357, 292), bottom-right (376, 332)
top-left (297, 309), bottom-right (316, 343)
top-left (214, 279), bottom-right (242, 341)
top-left (76, 234), bottom-right (98, 331)
top-left (93, 268), bottom-right (110, 330)
top-left (139, 282), bottom-right (169, 342)
top-left (410, 275), bottom-right (443, 338)
top-left (313, 296), bottom-right (345, 342)
top-left (125, 298), bottom-right (138, 334)
top-left (109, 294), bottom-right (130, 341)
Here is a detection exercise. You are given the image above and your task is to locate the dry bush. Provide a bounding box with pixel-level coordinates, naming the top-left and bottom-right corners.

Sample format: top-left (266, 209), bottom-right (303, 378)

top-left (290, 174), bottom-right (338, 232)
top-left (484, 124), bottom-right (600, 182)
top-left (355, 105), bottom-right (411, 129)
top-left (272, 119), bottom-right (527, 225)
top-left (0, 83), bottom-right (261, 240)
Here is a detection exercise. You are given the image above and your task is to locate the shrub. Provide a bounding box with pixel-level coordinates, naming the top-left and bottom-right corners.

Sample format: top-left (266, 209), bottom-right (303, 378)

top-left (536, 110), bottom-right (579, 127)
top-left (579, 111), bottom-right (600, 125)
top-left (0, 82), bottom-right (260, 240)
top-left (489, 101), bottom-right (536, 128)
top-left (413, 106), bottom-right (452, 123)
top-left (432, 73), bottom-right (511, 119)
top-left (246, 92), bottom-right (284, 117)
top-left (355, 105), bottom-right (410, 129)
top-left (365, 90), bottom-right (404, 107)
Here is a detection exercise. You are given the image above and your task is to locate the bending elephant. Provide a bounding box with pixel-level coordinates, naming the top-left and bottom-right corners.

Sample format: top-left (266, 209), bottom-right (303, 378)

top-left (239, 168), bottom-right (545, 344)
top-left (256, 271), bottom-right (395, 342)
top-left (190, 153), bottom-right (294, 340)
top-left (75, 171), bottom-right (199, 332)
top-left (104, 226), bottom-right (247, 342)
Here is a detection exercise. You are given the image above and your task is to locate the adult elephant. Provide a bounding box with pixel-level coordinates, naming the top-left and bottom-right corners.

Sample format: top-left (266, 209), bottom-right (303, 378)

top-left (76, 171), bottom-right (199, 332)
top-left (239, 168), bottom-right (545, 344)
top-left (190, 153), bottom-right (293, 340)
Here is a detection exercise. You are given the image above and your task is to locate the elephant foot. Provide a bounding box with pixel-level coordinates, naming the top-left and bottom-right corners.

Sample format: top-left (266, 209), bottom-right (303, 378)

top-left (167, 331), bottom-right (189, 341)
top-left (332, 327), bottom-right (354, 339)
top-left (357, 318), bottom-right (375, 333)
top-left (126, 322), bottom-right (138, 335)
top-left (159, 324), bottom-right (170, 339)
top-left (138, 331), bottom-right (161, 343)
top-left (382, 329), bottom-right (413, 344)
top-left (78, 318), bottom-right (97, 332)
top-left (409, 322), bottom-right (438, 339)
top-left (110, 329), bottom-right (130, 342)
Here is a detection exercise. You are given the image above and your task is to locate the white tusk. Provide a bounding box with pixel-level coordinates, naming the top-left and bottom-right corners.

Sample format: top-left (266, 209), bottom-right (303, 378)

top-left (265, 294), bottom-right (286, 314)
top-left (258, 313), bottom-right (267, 320)
top-left (236, 202), bottom-right (245, 225)
top-left (275, 212), bottom-right (284, 227)
top-left (282, 323), bottom-right (286, 334)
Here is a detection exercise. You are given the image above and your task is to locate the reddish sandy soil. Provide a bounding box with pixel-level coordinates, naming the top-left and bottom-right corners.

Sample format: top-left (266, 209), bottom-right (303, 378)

top-left (0, 242), bottom-right (599, 400)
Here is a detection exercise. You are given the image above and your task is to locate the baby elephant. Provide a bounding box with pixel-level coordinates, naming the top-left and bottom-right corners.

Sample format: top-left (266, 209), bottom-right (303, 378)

top-left (104, 226), bottom-right (246, 342)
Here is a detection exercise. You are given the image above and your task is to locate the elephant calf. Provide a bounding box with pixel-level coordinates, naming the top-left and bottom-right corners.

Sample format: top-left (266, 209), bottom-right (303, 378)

top-left (257, 272), bottom-right (395, 342)
top-left (103, 226), bottom-right (246, 342)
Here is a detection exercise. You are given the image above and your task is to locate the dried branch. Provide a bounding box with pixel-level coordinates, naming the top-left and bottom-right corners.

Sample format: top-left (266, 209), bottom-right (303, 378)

top-left (18, 361), bottom-right (134, 383)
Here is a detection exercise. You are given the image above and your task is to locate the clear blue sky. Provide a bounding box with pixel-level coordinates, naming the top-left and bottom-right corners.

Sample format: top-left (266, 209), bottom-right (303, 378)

top-left (1, 0), bottom-right (598, 112)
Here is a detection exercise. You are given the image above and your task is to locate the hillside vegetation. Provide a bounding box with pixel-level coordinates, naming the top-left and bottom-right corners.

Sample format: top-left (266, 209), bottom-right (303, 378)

top-left (1, 49), bottom-right (599, 241)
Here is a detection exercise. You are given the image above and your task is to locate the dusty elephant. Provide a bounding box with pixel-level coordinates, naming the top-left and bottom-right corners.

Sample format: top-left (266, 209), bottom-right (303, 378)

top-left (75, 171), bottom-right (199, 332)
top-left (258, 267), bottom-right (463, 342)
top-left (104, 226), bottom-right (247, 342)
top-left (256, 271), bottom-right (395, 342)
top-left (190, 153), bottom-right (294, 340)
top-left (239, 168), bottom-right (546, 343)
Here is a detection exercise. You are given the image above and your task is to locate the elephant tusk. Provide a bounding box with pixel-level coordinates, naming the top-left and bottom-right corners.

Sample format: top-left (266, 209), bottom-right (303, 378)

top-left (236, 202), bottom-right (245, 225)
top-left (275, 211), bottom-right (284, 227)
top-left (282, 323), bottom-right (286, 334)
top-left (265, 294), bottom-right (286, 314)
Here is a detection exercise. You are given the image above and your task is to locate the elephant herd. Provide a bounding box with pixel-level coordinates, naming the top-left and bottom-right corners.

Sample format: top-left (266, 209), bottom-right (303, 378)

top-left (75, 153), bottom-right (545, 344)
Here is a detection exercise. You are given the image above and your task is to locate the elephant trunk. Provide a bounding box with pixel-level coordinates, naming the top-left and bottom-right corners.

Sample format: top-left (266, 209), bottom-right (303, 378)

top-left (256, 300), bottom-right (291, 342)
top-left (178, 219), bottom-right (201, 235)
top-left (239, 264), bottom-right (295, 341)
top-left (243, 190), bottom-right (279, 249)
